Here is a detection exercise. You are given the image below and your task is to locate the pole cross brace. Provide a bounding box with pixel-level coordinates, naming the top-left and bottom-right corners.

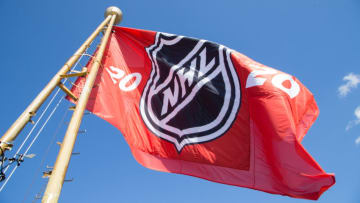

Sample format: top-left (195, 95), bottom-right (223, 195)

top-left (57, 83), bottom-right (78, 101)
top-left (60, 68), bottom-right (88, 78)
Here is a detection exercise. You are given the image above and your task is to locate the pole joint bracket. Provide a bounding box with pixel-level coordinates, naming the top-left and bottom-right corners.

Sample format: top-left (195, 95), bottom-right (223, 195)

top-left (57, 83), bottom-right (78, 101)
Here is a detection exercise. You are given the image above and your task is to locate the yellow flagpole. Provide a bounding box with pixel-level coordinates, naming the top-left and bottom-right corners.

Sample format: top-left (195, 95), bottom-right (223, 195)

top-left (41, 7), bottom-right (122, 203)
top-left (0, 13), bottom-right (113, 156)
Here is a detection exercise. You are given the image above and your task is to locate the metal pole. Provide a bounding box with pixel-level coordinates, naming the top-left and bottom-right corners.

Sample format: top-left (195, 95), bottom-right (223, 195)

top-left (0, 15), bottom-right (112, 156)
top-left (41, 7), bottom-right (122, 203)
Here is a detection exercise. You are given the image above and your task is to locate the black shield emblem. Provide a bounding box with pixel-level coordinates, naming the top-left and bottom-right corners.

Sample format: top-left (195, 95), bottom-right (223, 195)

top-left (140, 33), bottom-right (241, 151)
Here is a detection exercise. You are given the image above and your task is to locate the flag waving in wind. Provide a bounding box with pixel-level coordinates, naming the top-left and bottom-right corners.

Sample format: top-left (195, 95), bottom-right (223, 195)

top-left (70, 26), bottom-right (335, 200)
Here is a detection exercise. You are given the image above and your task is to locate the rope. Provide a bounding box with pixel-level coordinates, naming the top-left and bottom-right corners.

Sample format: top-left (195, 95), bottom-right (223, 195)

top-left (22, 104), bottom-right (70, 203)
top-left (0, 51), bottom-right (87, 192)
top-left (5, 88), bottom-right (62, 172)
top-left (0, 33), bottom-right (100, 193)
top-left (2, 52), bottom-right (84, 173)
top-left (0, 95), bottom-right (65, 192)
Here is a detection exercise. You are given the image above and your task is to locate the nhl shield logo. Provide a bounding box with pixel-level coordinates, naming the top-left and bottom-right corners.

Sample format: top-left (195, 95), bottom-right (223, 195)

top-left (140, 33), bottom-right (241, 152)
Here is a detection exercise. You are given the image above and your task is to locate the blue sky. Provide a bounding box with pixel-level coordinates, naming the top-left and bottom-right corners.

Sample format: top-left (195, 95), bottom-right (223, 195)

top-left (0, 0), bottom-right (359, 202)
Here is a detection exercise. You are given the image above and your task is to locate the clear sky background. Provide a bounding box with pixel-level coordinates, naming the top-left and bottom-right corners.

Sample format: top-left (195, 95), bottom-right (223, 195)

top-left (0, 0), bottom-right (359, 202)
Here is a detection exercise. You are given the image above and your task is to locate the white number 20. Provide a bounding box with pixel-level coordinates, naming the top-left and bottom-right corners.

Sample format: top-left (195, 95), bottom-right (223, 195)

top-left (105, 66), bottom-right (142, 92)
top-left (246, 65), bottom-right (300, 99)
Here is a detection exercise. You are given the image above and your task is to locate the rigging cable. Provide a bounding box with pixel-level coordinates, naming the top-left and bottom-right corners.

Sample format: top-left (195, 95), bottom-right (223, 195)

top-left (0, 94), bottom-right (65, 192)
top-left (22, 103), bottom-right (70, 203)
top-left (0, 51), bottom-right (88, 192)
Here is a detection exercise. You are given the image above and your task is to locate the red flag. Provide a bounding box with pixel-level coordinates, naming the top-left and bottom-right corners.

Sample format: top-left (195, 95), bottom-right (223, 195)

top-left (70, 26), bottom-right (335, 200)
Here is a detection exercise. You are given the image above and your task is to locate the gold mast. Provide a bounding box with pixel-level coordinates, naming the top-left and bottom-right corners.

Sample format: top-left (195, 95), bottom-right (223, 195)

top-left (41, 7), bottom-right (122, 203)
top-left (0, 12), bottom-right (113, 156)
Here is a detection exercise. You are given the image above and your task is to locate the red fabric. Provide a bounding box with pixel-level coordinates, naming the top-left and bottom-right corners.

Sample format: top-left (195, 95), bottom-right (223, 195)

top-left (70, 26), bottom-right (335, 200)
